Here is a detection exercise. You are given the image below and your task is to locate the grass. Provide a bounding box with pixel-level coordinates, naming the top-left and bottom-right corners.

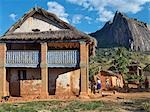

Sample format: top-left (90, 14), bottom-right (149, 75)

top-left (0, 100), bottom-right (114, 112)
top-left (142, 102), bottom-right (150, 112)
top-left (0, 99), bottom-right (149, 112)
top-left (119, 99), bottom-right (150, 112)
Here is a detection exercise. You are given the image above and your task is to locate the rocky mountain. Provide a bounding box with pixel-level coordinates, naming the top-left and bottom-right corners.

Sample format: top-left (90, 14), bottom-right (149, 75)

top-left (90, 11), bottom-right (150, 51)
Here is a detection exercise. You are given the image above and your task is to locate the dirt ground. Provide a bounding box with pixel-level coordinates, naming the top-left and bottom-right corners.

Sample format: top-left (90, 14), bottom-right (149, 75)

top-left (0, 92), bottom-right (150, 112)
top-left (0, 92), bottom-right (150, 103)
top-left (100, 92), bottom-right (150, 102)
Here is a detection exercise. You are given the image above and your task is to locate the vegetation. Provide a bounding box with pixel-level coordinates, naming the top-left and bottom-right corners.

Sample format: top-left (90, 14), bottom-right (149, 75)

top-left (0, 99), bottom-right (149, 112)
top-left (113, 48), bottom-right (129, 81)
top-left (89, 47), bottom-right (150, 81)
top-left (144, 64), bottom-right (150, 72)
top-left (142, 102), bottom-right (150, 112)
top-left (0, 101), bottom-right (110, 112)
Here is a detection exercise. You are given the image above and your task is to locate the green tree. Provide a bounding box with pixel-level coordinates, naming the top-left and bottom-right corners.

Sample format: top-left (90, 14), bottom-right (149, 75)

top-left (89, 56), bottom-right (100, 80)
top-left (114, 48), bottom-right (129, 73)
top-left (114, 48), bottom-right (129, 81)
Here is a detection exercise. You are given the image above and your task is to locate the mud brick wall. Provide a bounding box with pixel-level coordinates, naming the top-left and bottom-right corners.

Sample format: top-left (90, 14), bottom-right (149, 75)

top-left (98, 73), bottom-right (113, 90)
top-left (98, 72), bottom-right (124, 90)
top-left (9, 68), bottom-right (41, 96)
top-left (48, 68), bottom-right (80, 96)
top-left (20, 80), bottom-right (42, 96)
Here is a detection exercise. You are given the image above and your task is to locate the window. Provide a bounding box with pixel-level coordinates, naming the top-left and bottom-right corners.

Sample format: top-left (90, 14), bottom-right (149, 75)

top-left (18, 70), bottom-right (27, 80)
top-left (32, 29), bottom-right (40, 32)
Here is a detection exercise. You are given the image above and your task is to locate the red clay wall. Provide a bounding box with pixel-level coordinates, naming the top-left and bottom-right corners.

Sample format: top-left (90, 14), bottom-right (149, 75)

top-left (8, 68), bottom-right (80, 97)
top-left (20, 80), bottom-right (42, 96)
top-left (98, 72), bottom-right (124, 90)
top-left (99, 75), bottom-right (112, 90)
top-left (48, 68), bottom-right (80, 96)
top-left (8, 68), bottom-right (41, 96)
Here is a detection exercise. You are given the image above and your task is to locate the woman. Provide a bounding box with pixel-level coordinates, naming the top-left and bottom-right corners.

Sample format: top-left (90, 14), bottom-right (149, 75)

top-left (97, 79), bottom-right (101, 93)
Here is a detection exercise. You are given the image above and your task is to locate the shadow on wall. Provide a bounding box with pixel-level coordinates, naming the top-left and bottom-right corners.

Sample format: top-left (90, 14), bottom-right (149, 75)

top-left (7, 68), bottom-right (20, 97)
top-left (48, 73), bottom-right (58, 95)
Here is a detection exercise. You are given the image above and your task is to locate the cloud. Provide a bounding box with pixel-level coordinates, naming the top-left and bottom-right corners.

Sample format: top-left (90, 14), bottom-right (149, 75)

top-left (96, 10), bottom-right (114, 22)
top-left (85, 16), bottom-right (92, 21)
top-left (72, 14), bottom-right (83, 24)
top-left (9, 13), bottom-right (17, 21)
top-left (72, 14), bottom-right (92, 24)
top-left (47, 1), bottom-right (69, 23)
top-left (66, 0), bottom-right (150, 22)
top-left (108, 0), bottom-right (150, 13)
top-left (84, 16), bottom-right (92, 24)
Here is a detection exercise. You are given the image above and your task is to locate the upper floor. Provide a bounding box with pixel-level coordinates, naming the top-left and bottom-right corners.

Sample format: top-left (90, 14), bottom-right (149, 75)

top-left (5, 42), bottom-right (80, 68)
top-left (0, 7), bottom-right (96, 69)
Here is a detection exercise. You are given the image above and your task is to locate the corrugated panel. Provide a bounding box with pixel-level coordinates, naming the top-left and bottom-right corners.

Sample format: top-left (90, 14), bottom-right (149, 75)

top-left (47, 50), bottom-right (79, 67)
top-left (6, 50), bottom-right (39, 67)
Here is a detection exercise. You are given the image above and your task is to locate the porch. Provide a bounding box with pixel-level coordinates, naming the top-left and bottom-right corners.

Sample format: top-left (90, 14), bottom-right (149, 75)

top-left (0, 42), bottom-right (89, 97)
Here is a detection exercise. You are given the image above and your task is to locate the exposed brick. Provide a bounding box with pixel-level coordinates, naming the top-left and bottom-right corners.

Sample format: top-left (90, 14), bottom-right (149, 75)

top-left (20, 80), bottom-right (42, 96)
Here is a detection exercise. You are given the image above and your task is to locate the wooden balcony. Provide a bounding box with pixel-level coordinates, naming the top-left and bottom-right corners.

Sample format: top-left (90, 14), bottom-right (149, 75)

top-left (6, 50), bottom-right (80, 68)
top-left (6, 50), bottom-right (39, 68)
top-left (47, 50), bottom-right (79, 67)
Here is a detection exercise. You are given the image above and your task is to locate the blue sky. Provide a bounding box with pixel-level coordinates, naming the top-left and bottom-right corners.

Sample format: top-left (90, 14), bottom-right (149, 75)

top-left (0, 0), bottom-right (150, 36)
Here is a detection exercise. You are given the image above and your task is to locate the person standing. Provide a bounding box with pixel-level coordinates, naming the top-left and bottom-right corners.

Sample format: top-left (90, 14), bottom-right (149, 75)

top-left (106, 78), bottom-right (110, 90)
top-left (144, 77), bottom-right (149, 91)
top-left (97, 79), bottom-right (101, 93)
top-left (91, 77), bottom-right (96, 94)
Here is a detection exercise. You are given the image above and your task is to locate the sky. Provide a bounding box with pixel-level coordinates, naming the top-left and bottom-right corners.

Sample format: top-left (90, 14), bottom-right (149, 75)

top-left (0, 0), bottom-right (150, 36)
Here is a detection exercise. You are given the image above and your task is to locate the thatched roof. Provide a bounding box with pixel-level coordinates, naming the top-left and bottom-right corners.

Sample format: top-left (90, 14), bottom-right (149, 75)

top-left (0, 7), bottom-right (97, 55)
top-left (101, 70), bottom-right (116, 76)
top-left (1, 30), bottom-right (93, 41)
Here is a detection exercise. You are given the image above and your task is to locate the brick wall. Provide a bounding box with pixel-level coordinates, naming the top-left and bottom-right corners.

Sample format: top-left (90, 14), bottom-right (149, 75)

top-left (48, 68), bottom-right (80, 96)
top-left (8, 68), bottom-right (80, 96)
top-left (9, 68), bottom-right (41, 96)
top-left (20, 80), bottom-right (42, 96)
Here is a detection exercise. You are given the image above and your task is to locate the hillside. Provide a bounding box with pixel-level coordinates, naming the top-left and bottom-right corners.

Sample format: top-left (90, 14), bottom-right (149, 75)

top-left (89, 48), bottom-right (150, 79)
top-left (90, 11), bottom-right (150, 51)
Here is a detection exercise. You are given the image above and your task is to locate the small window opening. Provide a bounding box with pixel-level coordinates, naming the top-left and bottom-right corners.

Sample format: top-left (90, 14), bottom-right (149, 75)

top-left (32, 29), bottom-right (40, 32)
top-left (18, 70), bottom-right (27, 80)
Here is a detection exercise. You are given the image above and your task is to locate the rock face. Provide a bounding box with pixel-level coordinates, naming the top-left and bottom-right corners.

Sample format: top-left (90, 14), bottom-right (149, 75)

top-left (90, 12), bottom-right (150, 51)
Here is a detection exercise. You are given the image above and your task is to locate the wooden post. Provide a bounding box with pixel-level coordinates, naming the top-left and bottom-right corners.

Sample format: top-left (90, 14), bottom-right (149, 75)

top-left (40, 43), bottom-right (48, 97)
top-left (80, 42), bottom-right (89, 97)
top-left (0, 43), bottom-right (9, 97)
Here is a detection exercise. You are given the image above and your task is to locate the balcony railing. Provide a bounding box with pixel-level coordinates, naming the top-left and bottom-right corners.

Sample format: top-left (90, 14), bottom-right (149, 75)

top-left (6, 50), bottom-right (79, 68)
top-left (47, 50), bottom-right (79, 67)
top-left (6, 50), bottom-right (39, 67)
